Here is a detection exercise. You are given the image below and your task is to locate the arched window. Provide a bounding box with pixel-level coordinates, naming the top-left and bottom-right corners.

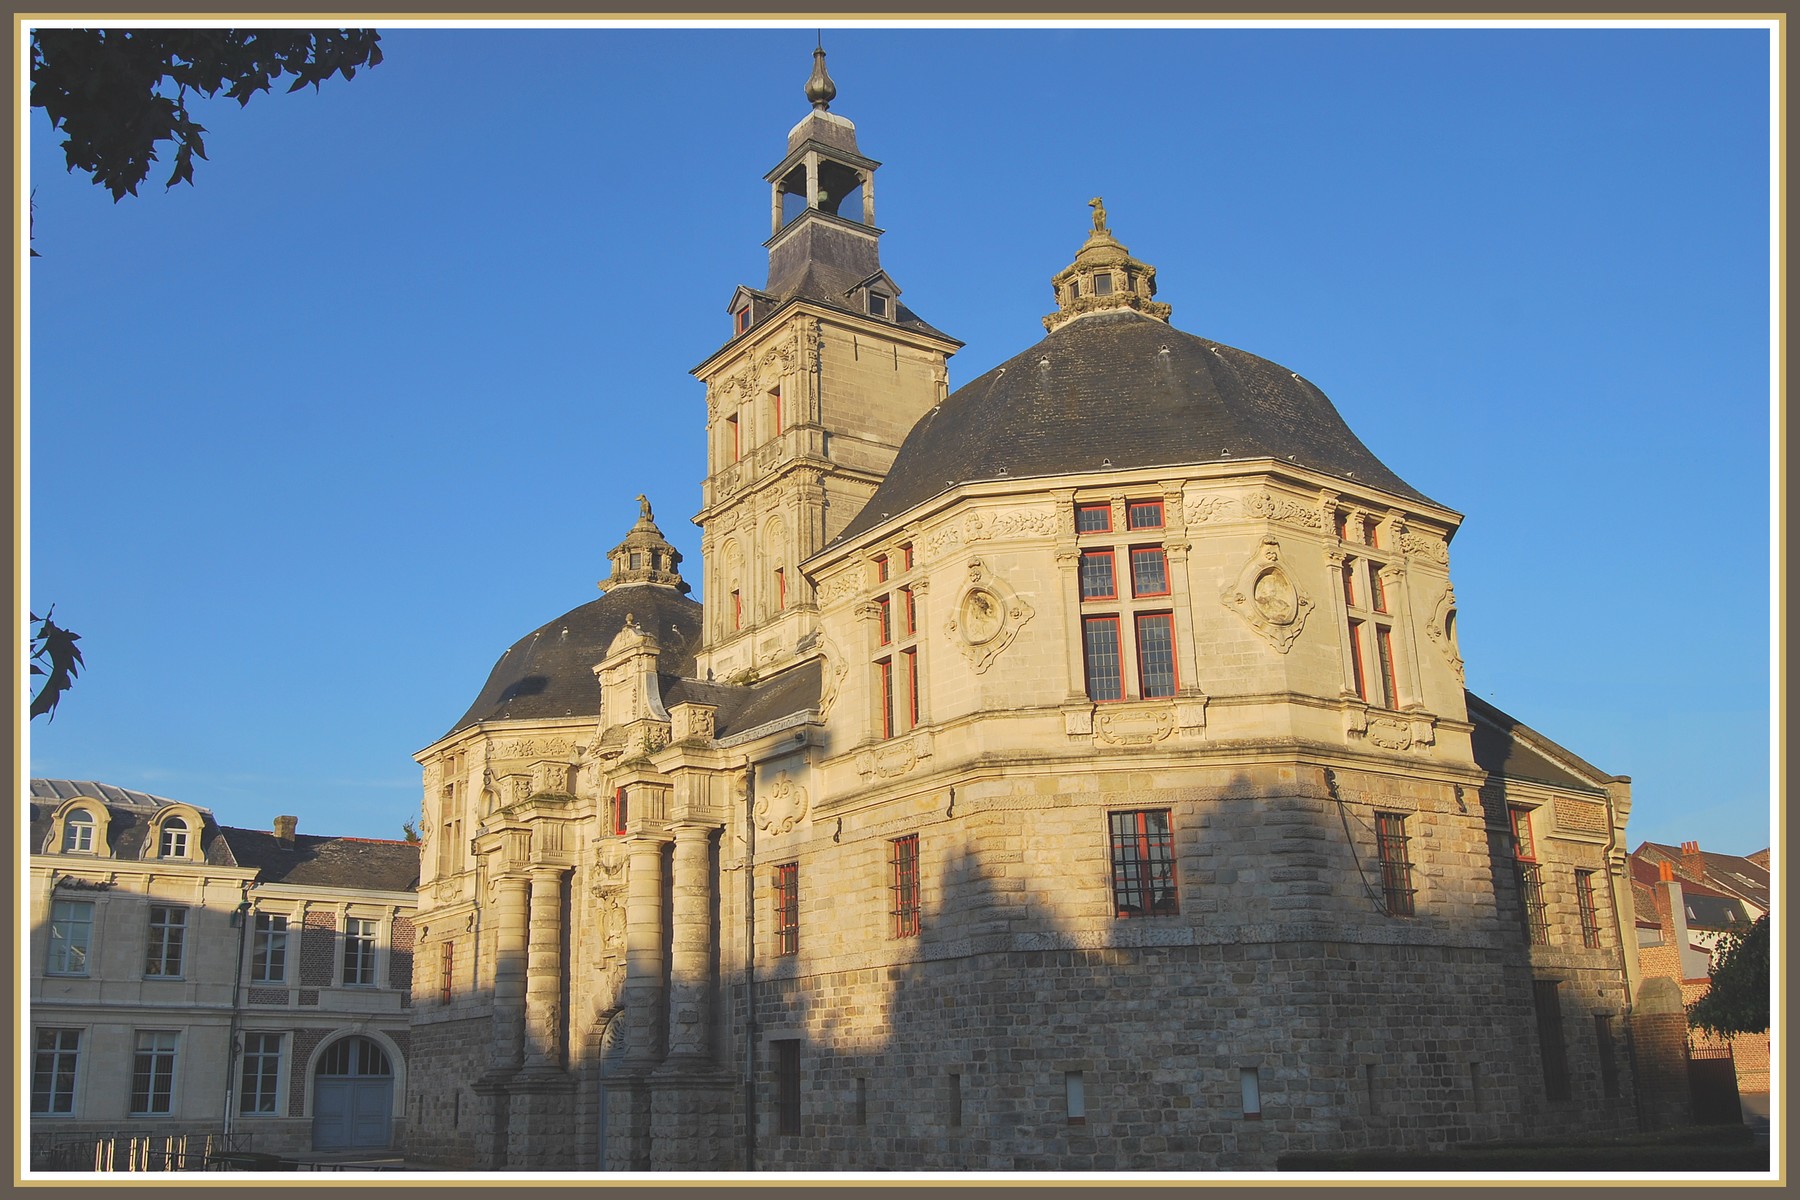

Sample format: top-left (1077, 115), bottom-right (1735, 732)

top-left (319, 1036), bottom-right (392, 1078)
top-left (61, 810), bottom-right (96, 853)
top-left (159, 817), bottom-right (189, 859)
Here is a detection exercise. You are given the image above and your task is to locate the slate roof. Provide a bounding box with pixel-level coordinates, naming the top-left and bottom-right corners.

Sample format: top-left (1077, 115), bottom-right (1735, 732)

top-left (218, 826), bottom-right (419, 892)
top-left (835, 309), bottom-right (1437, 545)
top-left (662, 658), bottom-right (825, 741)
top-left (1465, 693), bottom-right (1617, 793)
top-left (443, 583), bottom-right (704, 742)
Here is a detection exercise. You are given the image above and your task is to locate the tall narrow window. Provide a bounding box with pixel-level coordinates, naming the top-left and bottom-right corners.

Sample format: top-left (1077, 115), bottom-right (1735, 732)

top-left (239, 1033), bottom-right (282, 1114)
top-left (1346, 618), bottom-right (1369, 700)
top-left (900, 585), bottom-right (915, 635)
top-left (1240, 1068), bottom-right (1262, 1120)
top-left (1512, 807), bottom-right (1549, 945)
top-left (251, 913), bottom-right (288, 983)
top-left (1134, 613), bottom-right (1177, 698)
top-left (144, 906), bottom-right (187, 978)
top-left (871, 553), bottom-right (922, 740)
top-left (32, 1029), bottom-right (80, 1115)
top-left (902, 648), bottom-right (920, 730)
top-left (1082, 616), bottom-right (1124, 702)
top-left (876, 657), bottom-right (895, 740)
top-left (890, 834), bottom-right (921, 938)
top-left (158, 817), bottom-right (189, 859)
top-left (876, 594), bottom-right (892, 644)
top-left (611, 787), bottom-right (629, 835)
top-left (439, 940), bottom-right (456, 1005)
top-left (1576, 869), bottom-right (1602, 948)
top-left (1079, 550), bottom-right (1117, 600)
top-left (774, 863), bottom-right (799, 956)
top-left (1129, 547), bottom-right (1169, 597)
top-left (61, 811), bottom-right (95, 853)
top-left (1109, 809), bottom-right (1179, 917)
top-left (343, 917), bottom-right (379, 986)
top-left (770, 385), bottom-right (783, 435)
top-left (1065, 1071), bottom-right (1086, 1125)
top-left (1341, 554), bottom-right (1402, 708)
top-left (775, 1039), bottom-right (801, 1135)
top-left (47, 900), bottom-right (94, 976)
top-left (775, 567), bottom-right (786, 610)
top-left (726, 413), bottom-right (740, 462)
top-left (130, 1031), bottom-right (178, 1115)
top-left (1375, 812), bottom-right (1415, 916)
top-left (731, 590), bottom-right (743, 630)
top-left (1532, 979), bottom-right (1570, 1100)
top-left (1374, 626), bottom-right (1399, 709)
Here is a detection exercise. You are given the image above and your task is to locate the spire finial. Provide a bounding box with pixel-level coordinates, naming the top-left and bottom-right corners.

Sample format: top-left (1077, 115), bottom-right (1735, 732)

top-left (805, 41), bottom-right (836, 111)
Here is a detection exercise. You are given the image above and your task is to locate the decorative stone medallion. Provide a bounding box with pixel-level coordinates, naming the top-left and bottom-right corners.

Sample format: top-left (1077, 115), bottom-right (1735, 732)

top-left (754, 770), bottom-right (808, 834)
top-left (944, 559), bottom-right (1034, 673)
top-left (1221, 537), bottom-right (1314, 652)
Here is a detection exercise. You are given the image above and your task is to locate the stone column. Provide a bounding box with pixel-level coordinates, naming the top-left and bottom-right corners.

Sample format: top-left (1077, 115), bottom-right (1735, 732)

top-left (664, 824), bottom-right (715, 1067)
top-left (622, 834), bottom-right (670, 1069)
top-left (489, 873), bottom-right (530, 1071)
top-left (523, 866), bottom-right (565, 1069)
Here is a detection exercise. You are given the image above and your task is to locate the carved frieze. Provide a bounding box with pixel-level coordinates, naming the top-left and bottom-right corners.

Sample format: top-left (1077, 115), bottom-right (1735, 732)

top-left (1185, 494), bottom-right (1240, 526)
top-left (817, 570), bottom-right (862, 608)
top-left (1221, 537), bottom-right (1314, 653)
top-left (1244, 489), bottom-right (1325, 529)
top-left (944, 559), bottom-right (1035, 673)
top-left (1401, 530), bottom-right (1450, 564)
top-left (923, 506), bottom-right (1057, 557)
top-left (854, 733), bottom-right (932, 780)
top-left (489, 737), bottom-right (575, 762)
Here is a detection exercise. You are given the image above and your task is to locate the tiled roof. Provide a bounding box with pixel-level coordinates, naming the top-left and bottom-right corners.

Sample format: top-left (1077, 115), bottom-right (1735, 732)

top-left (1465, 694), bottom-right (1616, 793)
top-left (219, 827), bottom-right (419, 892)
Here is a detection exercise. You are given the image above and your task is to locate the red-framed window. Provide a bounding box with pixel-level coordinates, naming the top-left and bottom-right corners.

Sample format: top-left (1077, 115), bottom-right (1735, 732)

top-left (1079, 549), bottom-right (1117, 600)
top-left (1134, 612), bottom-right (1177, 698)
top-left (1347, 618), bottom-right (1369, 700)
top-left (1374, 625), bottom-right (1399, 709)
top-left (876, 658), bottom-right (894, 739)
top-left (873, 554), bottom-right (889, 583)
top-left (876, 595), bottom-right (892, 645)
top-left (1511, 808), bottom-right (1548, 945)
top-left (1370, 567), bottom-right (1389, 613)
top-left (1341, 559), bottom-right (1358, 607)
top-left (1511, 807), bottom-right (1537, 861)
top-left (1075, 502), bottom-right (1112, 534)
top-left (1109, 809), bottom-right (1179, 917)
top-left (1576, 869), bottom-right (1602, 948)
top-left (770, 385), bottom-right (782, 434)
top-left (611, 788), bottom-right (628, 836)
top-left (1129, 547), bottom-right (1169, 597)
top-left (1082, 615), bottom-right (1124, 702)
top-left (1126, 499), bottom-right (1164, 530)
top-left (1375, 812), bottom-right (1416, 916)
top-left (902, 649), bottom-right (920, 729)
top-left (726, 413), bottom-right (740, 462)
top-left (732, 590), bottom-right (743, 630)
top-left (900, 586), bottom-right (916, 635)
top-left (1333, 510), bottom-right (1349, 540)
top-left (775, 568), bottom-right (786, 610)
top-left (439, 940), bottom-right (455, 1005)
top-left (900, 542), bottom-right (914, 572)
top-left (735, 307), bottom-right (751, 334)
top-left (774, 863), bottom-right (799, 956)
top-left (890, 834), bottom-right (921, 938)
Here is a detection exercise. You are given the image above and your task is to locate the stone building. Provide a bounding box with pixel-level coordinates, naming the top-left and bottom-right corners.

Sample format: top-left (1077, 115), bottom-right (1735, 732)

top-left (26, 779), bottom-right (419, 1165)
top-left (405, 49), bottom-right (1640, 1171)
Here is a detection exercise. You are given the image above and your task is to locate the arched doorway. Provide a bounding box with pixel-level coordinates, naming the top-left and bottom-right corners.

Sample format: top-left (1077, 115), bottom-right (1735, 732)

top-left (312, 1036), bottom-right (394, 1151)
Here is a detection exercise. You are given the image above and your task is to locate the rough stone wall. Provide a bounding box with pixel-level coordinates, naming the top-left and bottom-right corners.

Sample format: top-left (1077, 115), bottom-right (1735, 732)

top-left (405, 1016), bottom-right (492, 1167)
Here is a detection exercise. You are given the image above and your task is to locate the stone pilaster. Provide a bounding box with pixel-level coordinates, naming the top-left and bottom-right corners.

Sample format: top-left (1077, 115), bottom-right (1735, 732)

top-left (489, 873), bottom-right (529, 1071)
top-left (524, 865), bottom-right (566, 1068)
top-left (663, 823), bottom-right (716, 1068)
top-left (622, 833), bottom-right (671, 1070)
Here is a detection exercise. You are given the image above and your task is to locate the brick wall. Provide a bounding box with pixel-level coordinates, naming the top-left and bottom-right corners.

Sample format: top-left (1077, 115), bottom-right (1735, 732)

top-left (300, 911), bottom-right (336, 987)
top-left (391, 915), bottom-right (415, 1002)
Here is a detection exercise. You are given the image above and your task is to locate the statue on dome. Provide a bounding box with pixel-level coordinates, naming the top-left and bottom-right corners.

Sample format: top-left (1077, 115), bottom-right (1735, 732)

top-left (1089, 196), bottom-right (1108, 233)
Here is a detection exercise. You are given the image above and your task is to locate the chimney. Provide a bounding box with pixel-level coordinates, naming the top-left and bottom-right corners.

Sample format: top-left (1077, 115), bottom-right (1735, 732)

top-left (1658, 860), bottom-right (1674, 882)
top-left (273, 815), bottom-right (298, 846)
top-left (1681, 840), bottom-right (1704, 877)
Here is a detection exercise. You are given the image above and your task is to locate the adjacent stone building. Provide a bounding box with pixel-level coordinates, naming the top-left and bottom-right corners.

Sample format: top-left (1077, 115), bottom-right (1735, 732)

top-left (405, 49), bottom-right (1640, 1171)
top-left (26, 779), bottom-right (419, 1165)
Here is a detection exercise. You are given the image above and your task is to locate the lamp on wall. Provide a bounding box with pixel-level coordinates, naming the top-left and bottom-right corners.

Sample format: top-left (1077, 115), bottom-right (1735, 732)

top-left (229, 901), bottom-right (252, 929)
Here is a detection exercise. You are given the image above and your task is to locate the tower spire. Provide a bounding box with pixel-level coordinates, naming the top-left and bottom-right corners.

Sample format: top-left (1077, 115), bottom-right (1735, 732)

top-left (804, 41), bottom-right (836, 111)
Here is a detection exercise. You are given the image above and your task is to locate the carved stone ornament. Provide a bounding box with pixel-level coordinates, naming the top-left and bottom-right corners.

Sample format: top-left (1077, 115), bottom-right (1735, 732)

top-left (1221, 537), bottom-right (1314, 653)
top-left (817, 569), bottom-right (862, 609)
top-left (923, 506), bottom-right (1057, 557)
top-left (854, 733), bottom-right (931, 780)
top-left (1401, 529), bottom-right (1450, 565)
top-left (944, 559), bottom-right (1035, 673)
top-left (1364, 718), bottom-right (1414, 751)
top-left (754, 770), bottom-right (809, 834)
top-left (1425, 583), bottom-right (1466, 682)
top-left (1095, 707), bottom-right (1176, 747)
top-left (1243, 489), bottom-right (1325, 530)
top-left (815, 633), bottom-right (849, 720)
top-left (1185, 494), bottom-right (1240, 526)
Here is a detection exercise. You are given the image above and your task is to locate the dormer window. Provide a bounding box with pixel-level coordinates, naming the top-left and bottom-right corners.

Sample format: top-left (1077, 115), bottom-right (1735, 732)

top-left (159, 817), bottom-right (189, 859)
top-left (735, 307), bottom-right (752, 335)
top-left (1093, 273), bottom-right (1114, 296)
top-left (1068, 279), bottom-right (1081, 300)
top-left (867, 292), bottom-right (889, 319)
top-left (62, 811), bottom-right (96, 853)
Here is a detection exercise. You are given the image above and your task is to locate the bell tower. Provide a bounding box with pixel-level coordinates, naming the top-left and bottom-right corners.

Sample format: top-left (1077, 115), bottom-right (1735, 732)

top-left (692, 46), bottom-right (961, 683)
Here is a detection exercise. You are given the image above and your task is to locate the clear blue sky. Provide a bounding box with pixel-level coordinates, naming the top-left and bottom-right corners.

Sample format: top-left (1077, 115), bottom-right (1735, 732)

top-left (24, 21), bottom-right (1775, 855)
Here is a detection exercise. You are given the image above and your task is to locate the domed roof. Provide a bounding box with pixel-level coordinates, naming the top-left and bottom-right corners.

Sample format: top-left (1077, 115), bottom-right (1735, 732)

top-left (440, 501), bottom-right (703, 741)
top-left (836, 214), bottom-right (1437, 545)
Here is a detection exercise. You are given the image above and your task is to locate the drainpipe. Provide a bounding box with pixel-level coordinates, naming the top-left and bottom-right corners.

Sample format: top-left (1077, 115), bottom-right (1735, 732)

top-left (221, 892), bottom-right (254, 1143)
top-left (742, 761), bottom-right (757, 1172)
top-left (1599, 788), bottom-right (1642, 1130)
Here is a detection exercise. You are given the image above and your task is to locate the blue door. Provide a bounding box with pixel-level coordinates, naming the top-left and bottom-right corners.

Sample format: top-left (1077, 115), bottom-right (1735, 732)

top-left (312, 1037), bottom-right (394, 1151)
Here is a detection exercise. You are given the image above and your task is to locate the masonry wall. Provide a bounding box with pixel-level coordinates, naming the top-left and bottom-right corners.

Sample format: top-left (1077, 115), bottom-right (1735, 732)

top-left (406, 1015), bottom-right (493, 1168)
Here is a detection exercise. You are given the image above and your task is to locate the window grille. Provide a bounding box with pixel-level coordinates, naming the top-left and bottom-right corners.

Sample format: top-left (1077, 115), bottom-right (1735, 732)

top-left (1109, 809), bottom-right (1179, 917)
top-left (774, 863), bottom-right (799, 956)
top-left (1576, 869), bottom-right (1603, 948)
top-left (890, 835), bottom-right (921, 938)
top-left (1375, 812), bottom-right (1416, 916)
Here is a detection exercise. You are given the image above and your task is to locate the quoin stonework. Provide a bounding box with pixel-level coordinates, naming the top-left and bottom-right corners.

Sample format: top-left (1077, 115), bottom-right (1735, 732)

top-left (404, 48), bottom-right (1647, 1171)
